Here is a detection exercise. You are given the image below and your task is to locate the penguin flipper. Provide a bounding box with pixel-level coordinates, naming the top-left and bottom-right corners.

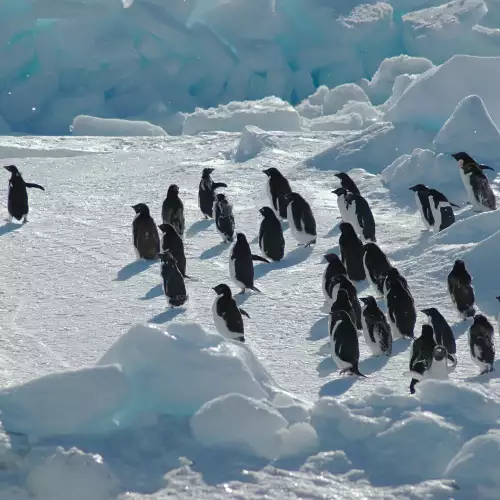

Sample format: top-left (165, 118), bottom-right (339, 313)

top-left (251, 254), bottom-right (270, 264)
top-left (25, 182), bottom-right (45, 191)
top-left (239, 308), bottom-right (250, 319)
top-left (213, 182), bottom-right (227, 189)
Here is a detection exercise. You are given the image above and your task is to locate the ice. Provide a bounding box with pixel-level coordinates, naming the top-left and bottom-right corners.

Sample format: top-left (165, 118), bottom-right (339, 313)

top-left (71, 115), bottom-right (168, 137)
top-left (232, 125), bottom-right (276, 162)
top-left (323, 84), bottom-right (371, 116)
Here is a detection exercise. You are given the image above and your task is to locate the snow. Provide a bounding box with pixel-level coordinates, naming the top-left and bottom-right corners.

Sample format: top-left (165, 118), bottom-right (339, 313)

top-left (71, 116), bottom-right (168, 137)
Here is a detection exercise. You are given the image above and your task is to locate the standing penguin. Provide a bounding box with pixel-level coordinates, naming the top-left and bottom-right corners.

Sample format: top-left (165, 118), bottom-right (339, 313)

top-left (452, 152), bottom-right (496, 212)
top-left (363, 242), bottom-right (391, 297)
top-left (229, 232), bottom-right (270, 294)
top-left (258, 206), bottom-right (285, 262)
top-left (198, 168), bottom-right (227, 219)
top-left (284, 192), bottom-right (317, 247)
top-left (329, 285), bottom-right (356, 331)
top-left (132, 203), bottom-right (160, 260)
top-left (3, 165), bottom-right (45, 223)
top-left (448, 259), bottom-right (476, 320)
top-left (162, 184), bottom-right (185, 237)
top-left (159, 250), bottom-right (188, 307)
top-left (328, 275), bottom-right (362, 330)
top-left (332, 187), bottom-right (350, 223)
top-left (421, 307), bottom-right (457, 364)
top-left (407, 325), bottom-right (437, 394)
top-left (334, 172), bottom-right (361, 195)
top-left (214, 193), bottom-right (235, 243)
top-left (158, 223), bottom-right (186, 277)
top-left (323, 253), bottom-right (347, 302)
top-left (386, 277), bottom-right (416, 340)
top-left (427, 188), bottom-right (458, 233)
top-left (262, 167), bottom-right (292, 220)
top-left (360, 296), bottom-right (392, 356)
top-left (212, 284), bottom-right (249, 343)
top-left (338, 222), bottom-right (366, 282)
top-left (329, 288), bottom-right (365, 377)
top-left (468, 314), bottom-right (495, 374)
top-left (409, 184), bottom-right (433, 230)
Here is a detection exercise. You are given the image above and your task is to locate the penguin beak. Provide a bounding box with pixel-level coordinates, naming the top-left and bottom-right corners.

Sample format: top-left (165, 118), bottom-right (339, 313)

top-left (420, 309), bottom-right (430, 315)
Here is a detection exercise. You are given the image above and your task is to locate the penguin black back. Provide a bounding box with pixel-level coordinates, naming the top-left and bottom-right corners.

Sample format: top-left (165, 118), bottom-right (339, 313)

top-left (258, 206), bottom-right (285, 262)
top-left (352, 193), bottom-right (376, 242)
top-left (198, 168), bottom-right (227, 218)
top-left (132, 203), bottom-right (160, 260)
top-left (338, 222), bottom-right (366, 281)
top-left (162, 184), bottom-right (185, 236)
top-left (328, 274), bottom-right (362, 330)
top-left (384, 267), bottom-right (411, 297)
top-left (284, 191), bottom-right (317, 246)
top-left (363, 242), bottom-right (391, 296)
top-left (215, 193), bottom-right (235, 243)
top-left (421, 307), bottom-right (456, 360)
top-left (448, 259), bottom-right (475, 319)
top-left (469, 314), bottom-right (495, 374)
top-left (159, 250), bottom-right (187, 307)
top-left (158, 223), bottom-right (186, 277)
top-left (386, 279), bottom-right (416, 339)
top-left (334, 172), bottom-right (360, 195)
top-left (330, 283), bottom-right (357, 328)
top-left (263, 167), bottom-right (292, 219)
top-left (360, 295), bottom-right (392, 356)
top-left (409, 184), bottom-right (434, 229)
top-left (212, 284), bottom-right (249, 342)
top-left (427, 188), bottom-right (456, 232)
top-left (409, 324), bottom-right (436, 393)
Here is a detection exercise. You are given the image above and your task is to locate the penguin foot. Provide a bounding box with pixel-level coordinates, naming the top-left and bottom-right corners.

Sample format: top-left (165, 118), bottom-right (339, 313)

top-left (22, 217), bottom-right (28, 224)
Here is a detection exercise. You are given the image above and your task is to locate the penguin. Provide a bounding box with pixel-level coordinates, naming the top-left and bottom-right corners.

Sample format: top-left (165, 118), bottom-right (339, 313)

top-left (3, 165), bottom-right (45, 223)
top-left (162, 184), bottom-right (185, 236)
top-left (468, 314), bottom-right (495, 374)
top-left (159, 250), bottom-right (188, 307)
top-left (328, 279), bottom-right (358, 331)
top-left (334, 172), bottom-right (361, 195)
top-left (408, 324), bottom-right (436, 394)
top-left (258, 206), bottom-right (285, 262)
top-left (327, 275), bottom-right (362, 331)
top-left (447, 259), bottom-right (476, 320)
top-left (427, 188), bottom-right (458, 233)
top-left (198, 167), bottom-right (227, 219)
top-left (214, 193), bottom-right (235, 243)
top-left (158, 223), bottom-right (186, 277)
top-left (132, 203), bottom-right (160, 260)
top-left (262, 167), bottom-right (292, 220)
top-left (421, 307), bottom-right (457, 363)
top-left (323, 253), bottom-right (347, 302)
top-left (386, 278), bottom-right (416, 340)
top-left (496, 295), bottom-right (500, 333)
top-left (229, 232), bottom-right (270, 294)
top-left (363, 242), bottom-right (391, 297)
top-left (425, 345), bottom-right (458, 382)
top-left (283, 192), bottom-right (317, 247)
top-left (332, 188), bottom-right (376, 242)
top-left (338, 222), bottom-right (366, 282)
top-left (452, 152), bottom-right (496, 212)
top-left (360, 296), bottom-right (392, 356)
top-left (212, 284), bottom-right (250, 343)
top-left (409, 184), bottom-right (434, 230)
top-left (383, 267), bottom-right (411, 299)
top-left (329, 288), bottom-right (365, 377)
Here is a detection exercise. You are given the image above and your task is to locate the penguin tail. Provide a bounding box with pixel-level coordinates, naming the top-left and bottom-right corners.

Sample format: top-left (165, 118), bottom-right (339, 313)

top-left (343, 365), bottom-right (366, 378)
top-left (250, 286), bottom-right (262, 293)
top-left (251, 254), bottom-right (271, 264)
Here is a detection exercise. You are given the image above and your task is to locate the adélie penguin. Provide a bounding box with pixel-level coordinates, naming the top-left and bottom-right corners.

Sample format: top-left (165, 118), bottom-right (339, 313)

top-left (322, 253), bottom-right (347, 302)
top-left (452, 152), bottom-right (496, 212)
top-left (284, 192), bottom-right (317, 247)
top-left (468, 314), bottom-right (495, 375)
top-left (421, 307), bottom-right (457, 364)
top-left (3, 165), bottom-right (45, 223)
top-left (132, 203), bottom-right (160, 260)
top-left (386, 276), bottom-right (416, 339)
top-left (329, 280), bottom-right (358, 332)
top-left (360, 296), bottom-right (392, 356)
top-left (329, 288), bottom-right (365, 377)
top-left (407, 324), bottom-right (436, 394)
top-left (338, 222), bottom-right (366, 282)
top-left (159, 250), bottom-right (188, 307)
top-left (158, 223), bottom-right (187, 277)
top-left (447, 259), bottom-right (476, 320)
top-left (162, 184), bottom-right (185, 237)
top-left (229, 232), bottom-right (270, 294)
top-left (427, 188), bottom-right (459, 233)
top-left (198, 168), bottom-right (227, 219)
top-left (334, 172), bottom-right (361, 195)
top-left (214, 193), bottom-right (235, 243)
top-left (212, 283), bottom-right (249, 343)
top-left (383, 267), bottom-right (412, 300)
top-left (262, 167), bottom-right (292, 220)
top-left (363, 242), bottom-right (391, 297)
top-left (409, 184), bottom-right (434, 230)
top-left (258, 206), bottom-right (285, 262)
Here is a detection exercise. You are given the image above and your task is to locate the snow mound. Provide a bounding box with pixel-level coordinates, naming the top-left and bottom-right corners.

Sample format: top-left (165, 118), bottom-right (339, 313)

top-left (323, 84), bottom-right (371, 116)
top-left (26, 446), bottom-right (120, 500)
top-left (385, 55), bottom-right (500, 131)
top-left (433, 95), bottom-right (500, 163)
top-left (307, 113), bottom-right (364, 132)
top-left (71, 115), bottom-right (168, 137)
top-left (232, 125), bottom-right (276, 162)
top-left (182, 98), bottom-right (301, 134)
top-left (0, 364), bottom-right (129, 438)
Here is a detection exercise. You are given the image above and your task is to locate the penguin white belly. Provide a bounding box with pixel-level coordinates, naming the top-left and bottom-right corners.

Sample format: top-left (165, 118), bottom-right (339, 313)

top-left (336, 195), bottom-right (348, 221)
top-left (212, 298), bottom-right (239, 340)
top-left (287, 203), bottom-right (314, 244)
top-left (424, 359), bottom-right (450, 381)
top-left (462, 171), bottom-right (484, 212)
top-left (415, 192), bottom-right (431, 230)
top-left (346, 202), bottom-right (363, 238)
top-left (361, 314), bottom-right (382, 356)
top-left (330, 319), bottom-right (352, 370)
top-left (431, 201), bottom-right (450, 233)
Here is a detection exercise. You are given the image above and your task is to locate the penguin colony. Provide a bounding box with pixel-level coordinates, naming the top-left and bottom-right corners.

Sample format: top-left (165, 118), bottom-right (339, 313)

top-left (4, 150), bottom-right (499, 394)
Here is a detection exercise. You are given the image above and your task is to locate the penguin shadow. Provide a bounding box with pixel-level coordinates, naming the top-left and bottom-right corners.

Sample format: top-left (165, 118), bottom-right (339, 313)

top-left (200, 241), bottom-right (229, 260)
top-left (0, 222), bottom-right (21, 237)
top-left (254, 246), bottom-right (313, 280)
top-left (140, 284), bottom-right (163, 301)
top-left (464, 360), bottom-right (500, 382)
top-left (250, 234), bottom-right (259, 244)
top-left (451, 318), bottom-right (472, 338)
top-left (148, 307), bottom-right (186, 324)
top-left (186, 219), bottom-right (214, 238)
top-left (324, 223), bottom-right (341, 238)
top-left (234, 290), bottom-right (259, 307)
top-left (308, 316), bottom-right (328, 341)
top-left (115, 259), bottom-right (156, 282)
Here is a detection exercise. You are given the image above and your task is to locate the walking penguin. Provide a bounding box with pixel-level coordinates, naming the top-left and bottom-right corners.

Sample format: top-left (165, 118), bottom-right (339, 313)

top-left (468, 314), bottom-right (495, 375)
top-left (198, 168), bottom-right (227, 219)
top-left (159, 250), bottom-right (188, 307)
top-left (132, 203), bottom-right (160, 260)
top-left (263, 167), bottom-right (292, 220)
top-left (158, 223), bottom-right (186, 277)
top-left (360, 296), bottom-right (392, 356)
top-left (162, 184), bottom-right (185, 237)
top-left (448, 259), bottom-right (476, 319)
top-left (258, 206), bottom-right (285, 262)
top-left (212, 284), bottom-right (249, 342)
top-left (215, 193), bottom-right (235, 243)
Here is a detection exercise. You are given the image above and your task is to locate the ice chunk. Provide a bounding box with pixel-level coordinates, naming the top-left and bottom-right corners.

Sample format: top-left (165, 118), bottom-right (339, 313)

top-left (323, 83), bottom-right (370, 116)
top-left (307, 113), bottom-right (364, 131)
top-left (183, 97), bottom-right (301, 134)
top-left (380, 73), bottom-right (419, 111)
top-left (433, 95), bottom-right (500, 163)
top-left (232, 125), bottom-right (276, 162)
top-left (278, 422), bottom-right (319, 458)
top-left (71, 115), bottom-right (168, 137)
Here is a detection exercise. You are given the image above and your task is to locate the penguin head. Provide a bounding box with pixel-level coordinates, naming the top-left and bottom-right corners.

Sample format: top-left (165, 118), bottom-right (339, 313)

top-left (451, 152), bottom-right (475, 164)
top-left (334, 172), bottom-right (350, 181)
top-left (386, 266), bottom-right (402, 280)
top-left (202, 167), bottom-right (215, 178)
top-left (332, 187), bottom-right (347, 197)
top-left (213, 283), bottom-right (231, 297)
top-left (158, 223), bottom-right (178, 237)
top-left (360, 295), bottom-right (376, 308)
top-left (3, 165), bottom-right (19, 175)
top-left (324, 252), bottom-right (341, 264)
top-left (236, 232), bottom-right (248, 244)
top-left (421, 307), bottom-right (437, 318)
top-left (259, 206), bottom-right (274, 218)
top-left (262, 167), bottom-right (280, 177)
top-left (282, 191), bottom-right (300, 202)
top-left (496, 296), bottom-right (500, 302)
top-left (409, 184), bottom-right (428, 192)
top-left (330, 287), bottom-right (352, 312)
top-left (216, 193), bottom-right (226, 202)
top-left (132, 203), bottom-right (149, 215)
top-left (473, 314), bottom-right (490, 327)
top-left (324, 253), bottom-right (347, 275)
top-left (167, 184), bottom-right (180, 197)
top-left (432, 345), bottom-right (447, 362)
top-left (339, 222), bottom-right (356, 236)
top-left (453, 259), bottom-right (466, 272)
